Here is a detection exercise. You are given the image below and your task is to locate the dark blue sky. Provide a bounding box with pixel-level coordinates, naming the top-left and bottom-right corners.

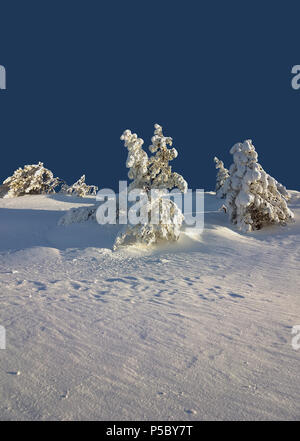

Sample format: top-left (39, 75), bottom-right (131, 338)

top-left (1, 1), bottom-right (300, 192)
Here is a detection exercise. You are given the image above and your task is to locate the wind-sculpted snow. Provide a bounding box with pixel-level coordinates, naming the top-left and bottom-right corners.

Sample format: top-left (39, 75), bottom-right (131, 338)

top-left (0, 192), bottom-right (299, 420)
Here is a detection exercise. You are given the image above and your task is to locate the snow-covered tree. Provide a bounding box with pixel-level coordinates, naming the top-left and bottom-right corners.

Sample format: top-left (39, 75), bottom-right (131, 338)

top-left (1, 162), bottom-right (61, 198)
top-left (214, 156), bottom-right (229, 199)
top-left (61, 175), bottom-right (98, 197)
top-left (113, 124), bottom-right (188, 249)
top-left (224, 139), bottom-right (294, 232)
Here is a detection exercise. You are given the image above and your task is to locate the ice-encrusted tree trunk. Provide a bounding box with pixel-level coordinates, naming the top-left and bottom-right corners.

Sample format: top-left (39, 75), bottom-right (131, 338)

top-left (1, 162), bottom-right (61, 198)
top-left (113, 124), bottom-right (188, 249)
top-left (224, 139), bottom-right (294, 232)
top-left (214, 156), bottom-right (229, 199)
top-left (61, 175), bottom-right (98, 197)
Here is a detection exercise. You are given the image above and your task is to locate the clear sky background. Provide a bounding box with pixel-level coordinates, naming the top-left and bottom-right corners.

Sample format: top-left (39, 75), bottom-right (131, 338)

top-left (1, 1), bottom-right (300, 192)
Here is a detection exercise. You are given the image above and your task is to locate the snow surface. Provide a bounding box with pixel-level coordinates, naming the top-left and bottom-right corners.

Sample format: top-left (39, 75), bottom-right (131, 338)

top-left (0, 192), bottom-right (299, 420)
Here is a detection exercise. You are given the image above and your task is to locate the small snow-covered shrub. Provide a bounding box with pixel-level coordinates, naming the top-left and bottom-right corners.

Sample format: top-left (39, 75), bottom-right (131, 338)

top-left (61, 175), bottom-right (98, 197)
top-left (224, 139), bottom-right (294, 232)
top-left (1, 162), bottom-right (61, 198)
top-left (113, 124), bottom-right (188, 249)
top-left (58, 204), bottom-right (99, 226)
top-left (214, 156), bottom-right (229, 199)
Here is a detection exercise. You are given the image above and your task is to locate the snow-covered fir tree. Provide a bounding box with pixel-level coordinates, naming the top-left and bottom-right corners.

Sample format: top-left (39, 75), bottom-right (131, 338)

top-left (214, 156), bottom-right (229, 199)
top-left (61, 175), bottom-right (98, 197)
top-left (224, 139), bottom-right (294, 232)
top-left (113, 124), bottom-right (188, 249)
top-left (1, 162), bottom-right (61, 198)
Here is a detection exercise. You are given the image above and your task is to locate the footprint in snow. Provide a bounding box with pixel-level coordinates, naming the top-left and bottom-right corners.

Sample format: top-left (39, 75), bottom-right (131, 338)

top-left (184, 409), bottom-right (197, 415)
top-left (60, 390), bottom-right (69, 399)
top-left (229, 293), bottom-right (245, 299)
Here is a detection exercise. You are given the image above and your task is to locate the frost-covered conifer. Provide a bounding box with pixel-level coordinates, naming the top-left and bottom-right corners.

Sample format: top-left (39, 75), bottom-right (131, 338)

top-left (1, 162), bottom-right (61, 198)
top-left (224, 140), bottom-right (294, 232)
top-left (214, 156), bottom-right (229, 199)
top-left (113, 124), bottom-right (188, 249)
top-left (120, 130), bottom-right (149, 192)
top-left (61, 175), bottom-right (98, 197)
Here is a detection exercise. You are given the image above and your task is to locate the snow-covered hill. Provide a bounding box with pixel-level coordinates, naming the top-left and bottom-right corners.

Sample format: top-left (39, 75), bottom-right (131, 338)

top-left (0, 192), bottom-right (299, 420)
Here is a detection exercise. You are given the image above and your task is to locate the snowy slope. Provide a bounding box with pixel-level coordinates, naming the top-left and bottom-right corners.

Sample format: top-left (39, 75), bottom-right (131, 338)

top-left (0, 192), bottom-right (299, 420)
